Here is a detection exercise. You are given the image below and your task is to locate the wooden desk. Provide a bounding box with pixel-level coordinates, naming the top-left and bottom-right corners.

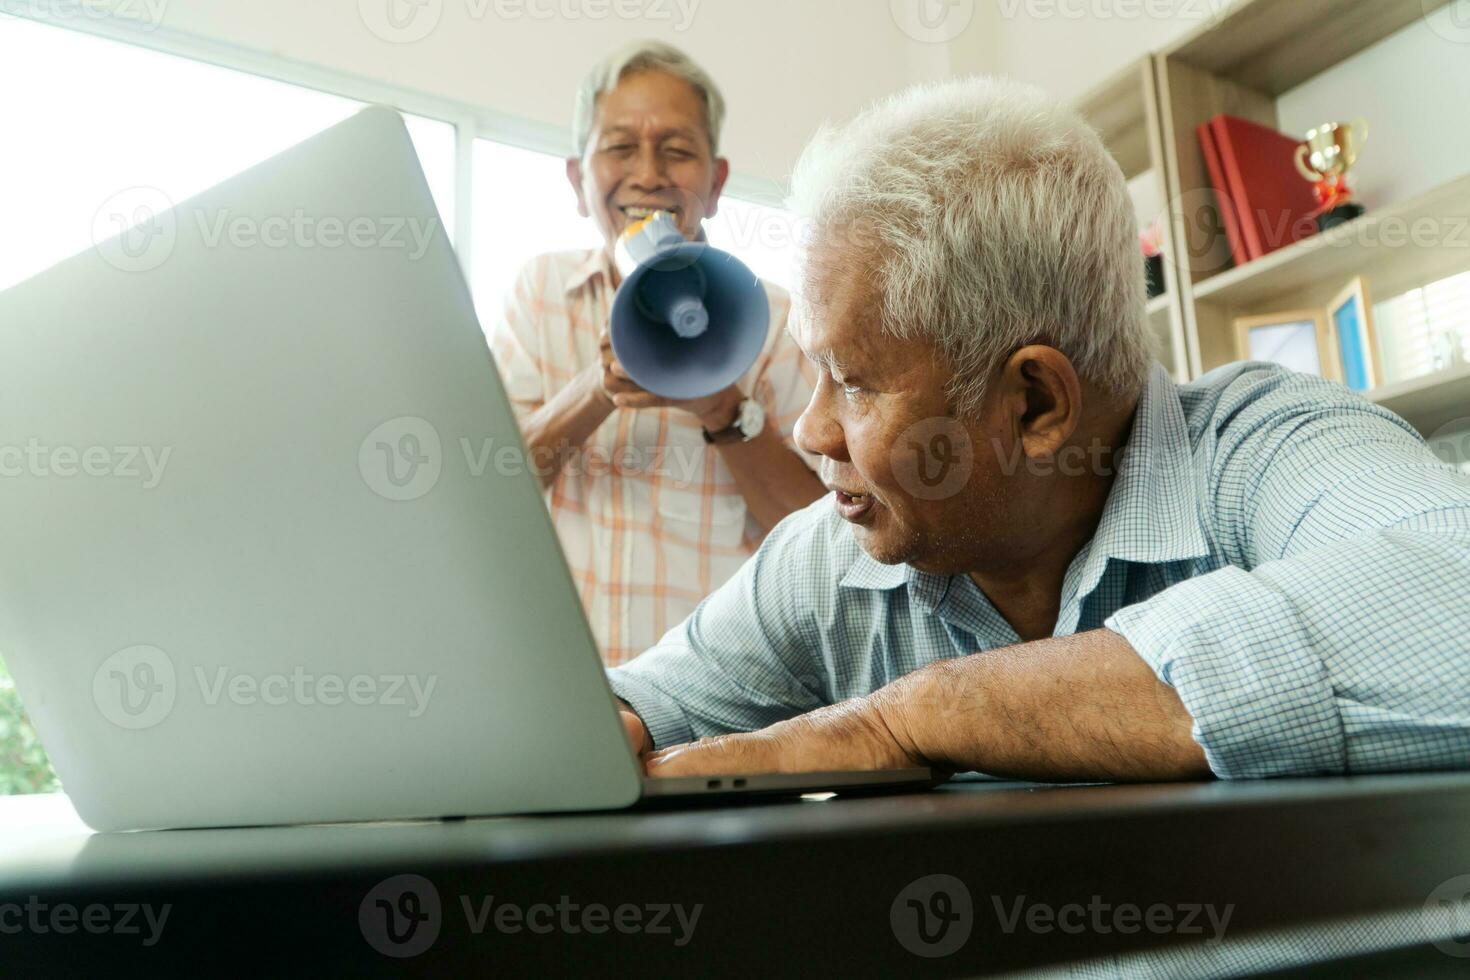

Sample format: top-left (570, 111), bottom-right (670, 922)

top-left (3, 773), bottom-right (1470, 977)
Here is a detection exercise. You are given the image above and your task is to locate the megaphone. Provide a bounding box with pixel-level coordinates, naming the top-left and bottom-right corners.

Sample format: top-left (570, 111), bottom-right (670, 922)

top-left (609, 211), bottom-right (769, 401)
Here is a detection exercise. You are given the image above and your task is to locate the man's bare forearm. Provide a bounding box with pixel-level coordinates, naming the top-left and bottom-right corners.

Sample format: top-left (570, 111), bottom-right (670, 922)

top-left (873, 629), bottom-right (1210, 781)
top-left (709, 424), bottom-right (825, 531)
top-left (521, 367), bottom-right (614, 488)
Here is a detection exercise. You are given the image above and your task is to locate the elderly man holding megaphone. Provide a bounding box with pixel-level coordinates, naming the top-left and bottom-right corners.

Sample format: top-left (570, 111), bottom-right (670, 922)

top-left (490, 41), bottom-right (824, 667)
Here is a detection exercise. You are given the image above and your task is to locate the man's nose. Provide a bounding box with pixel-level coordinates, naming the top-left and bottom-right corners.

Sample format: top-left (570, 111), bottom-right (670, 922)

top-left (627, 144), bottom-right (665, 189)
top-left (794, 394), bottom-right (847, 463)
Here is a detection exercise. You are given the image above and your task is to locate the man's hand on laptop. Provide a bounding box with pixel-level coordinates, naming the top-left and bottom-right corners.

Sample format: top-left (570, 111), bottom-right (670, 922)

top-left (617, 701), bottom-right (653, 764)
top-left (640, 698), bottom-right (928, 779)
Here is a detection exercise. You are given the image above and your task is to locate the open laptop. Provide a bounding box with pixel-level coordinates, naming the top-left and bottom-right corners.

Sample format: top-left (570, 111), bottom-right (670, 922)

top-left (0, 106), bottom-right (933, 831)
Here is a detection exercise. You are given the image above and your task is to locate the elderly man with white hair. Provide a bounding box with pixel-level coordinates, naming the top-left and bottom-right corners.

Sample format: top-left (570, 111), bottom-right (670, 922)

top-left (608, 77), bottom-right (1470, 782)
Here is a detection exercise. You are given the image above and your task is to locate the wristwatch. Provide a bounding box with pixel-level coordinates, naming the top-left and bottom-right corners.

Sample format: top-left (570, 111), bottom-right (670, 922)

top-left (702, 397), bottom-right (765, 445)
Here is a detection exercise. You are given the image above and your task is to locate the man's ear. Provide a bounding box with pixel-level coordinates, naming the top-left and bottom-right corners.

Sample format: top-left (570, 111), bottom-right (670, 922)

top-left (566, 157), bottom-right (591, 219)
top-left (703, 157), bottom-right (730, 219)
top-left (999, 346), bottom-right (1083, 460)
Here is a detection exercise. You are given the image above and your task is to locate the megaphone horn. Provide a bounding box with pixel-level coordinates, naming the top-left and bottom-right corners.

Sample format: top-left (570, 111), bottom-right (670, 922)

top-left (609, 211), bottom-right (769, 401)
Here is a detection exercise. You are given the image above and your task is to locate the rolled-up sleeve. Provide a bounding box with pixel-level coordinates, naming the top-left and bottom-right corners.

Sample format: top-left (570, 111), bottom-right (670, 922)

top-left (1107, 371), bottom-right (1470, 778)
top-left (608, 502), bottom-right (832, 748)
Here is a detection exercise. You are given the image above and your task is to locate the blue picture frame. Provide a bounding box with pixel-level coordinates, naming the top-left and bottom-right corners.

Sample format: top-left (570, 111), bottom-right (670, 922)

top-left (1330, 278), bottom-right (1378, 392)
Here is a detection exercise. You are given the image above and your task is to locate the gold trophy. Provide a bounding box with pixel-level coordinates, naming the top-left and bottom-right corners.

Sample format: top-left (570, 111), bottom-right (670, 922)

top-left (1294, 119), bottom-right (1368, 232)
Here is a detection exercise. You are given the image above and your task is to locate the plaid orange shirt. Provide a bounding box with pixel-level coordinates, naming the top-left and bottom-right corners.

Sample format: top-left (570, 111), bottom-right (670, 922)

top-left (489, 249), bottom-right (817, 666)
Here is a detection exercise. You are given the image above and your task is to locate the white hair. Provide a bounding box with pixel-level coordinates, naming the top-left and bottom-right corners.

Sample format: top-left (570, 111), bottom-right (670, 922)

top-left (572, 40), bottom-right (726, 158)
top-left (787, 76), bottom-right (1151, 417)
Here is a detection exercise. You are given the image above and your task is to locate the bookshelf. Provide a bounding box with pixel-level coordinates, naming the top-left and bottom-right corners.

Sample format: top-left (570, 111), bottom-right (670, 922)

top-left (1073, 59), bottom-right (1191, 384)
top-left (1142, 0), bottom-right (1466, 434)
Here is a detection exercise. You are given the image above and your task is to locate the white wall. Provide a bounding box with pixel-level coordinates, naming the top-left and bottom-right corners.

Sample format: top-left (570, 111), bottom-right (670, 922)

top-left (87, 0), bottom-right (954, 193)
top-left (1275, 6), bottom-right (1470, 210)
top-left (957, 0), bottom-right (1470, 208)
top-left (19, 0), bottom-right (1468, 208)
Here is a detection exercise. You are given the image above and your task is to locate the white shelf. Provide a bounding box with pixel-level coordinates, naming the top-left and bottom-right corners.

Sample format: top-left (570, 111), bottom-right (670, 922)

top-left (1192, 173), bottom-right (1470, 310)
top-left (1369, 362), bottom-right (1470, 436)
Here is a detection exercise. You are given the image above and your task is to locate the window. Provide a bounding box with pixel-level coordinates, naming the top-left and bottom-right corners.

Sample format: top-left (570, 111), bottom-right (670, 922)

top-left (0, 15), bottom-right (457, 295)
top-left (1375, 269), bottom-right (1470, 386)
top-left (470, 137), bottom-right (800, 327)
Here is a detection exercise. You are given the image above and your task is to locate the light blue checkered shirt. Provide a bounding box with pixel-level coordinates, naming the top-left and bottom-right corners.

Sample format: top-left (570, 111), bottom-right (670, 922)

top-left (609, 362), bottom-right (1470, 778)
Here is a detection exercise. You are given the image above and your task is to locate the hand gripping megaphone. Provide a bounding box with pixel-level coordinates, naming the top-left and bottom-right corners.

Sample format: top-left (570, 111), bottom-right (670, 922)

top-left (609, 210), bottom-right (770, 401)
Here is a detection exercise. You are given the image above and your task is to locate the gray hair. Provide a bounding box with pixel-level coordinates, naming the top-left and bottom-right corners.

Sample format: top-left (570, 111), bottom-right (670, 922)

top-left (787, 76), bottom-right (1152, 418)
top-left (571, 40), bottom-right (726, 158)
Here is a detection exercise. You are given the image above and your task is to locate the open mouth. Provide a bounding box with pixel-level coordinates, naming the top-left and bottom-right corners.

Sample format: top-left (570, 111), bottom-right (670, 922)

top-left (833, 489), bottom-right (876, 522)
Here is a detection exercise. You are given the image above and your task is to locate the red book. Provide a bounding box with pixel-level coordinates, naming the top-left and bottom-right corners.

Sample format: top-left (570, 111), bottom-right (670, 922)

top-left (1210, 114), bottom-right (1321, 261)
top-left (1197, 120), bottom-right (1249, 267)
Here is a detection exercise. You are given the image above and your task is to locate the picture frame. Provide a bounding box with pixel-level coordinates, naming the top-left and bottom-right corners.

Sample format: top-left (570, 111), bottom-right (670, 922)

top-left (1327, 276), bottom-right (1379, 392)
top-left (1234, 309), bottom-right (1338, 381)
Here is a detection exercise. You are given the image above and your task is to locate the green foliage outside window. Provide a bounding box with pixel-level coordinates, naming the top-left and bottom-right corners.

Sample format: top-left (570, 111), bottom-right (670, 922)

top-left (0, 655), bottom-right (61, 795)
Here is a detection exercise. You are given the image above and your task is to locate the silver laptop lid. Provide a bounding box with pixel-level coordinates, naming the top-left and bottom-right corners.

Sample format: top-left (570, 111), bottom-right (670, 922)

top-left (0, 106), bottom-right (642, 830)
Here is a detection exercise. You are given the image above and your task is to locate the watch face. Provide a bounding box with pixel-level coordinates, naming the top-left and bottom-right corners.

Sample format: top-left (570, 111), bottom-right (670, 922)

top-left (738, 398), bottom-right (766, 438)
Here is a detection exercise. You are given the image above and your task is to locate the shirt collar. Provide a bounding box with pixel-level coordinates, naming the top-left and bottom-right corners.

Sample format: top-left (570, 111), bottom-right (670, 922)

top-left (564, 248), bottom-right (615, 296)
top-left (839, 550), bottom-right (913, 591)
top-left (837, 364), bottom-right (1209, 595)
top-left (1086, 363), bottom-right (1210, 566)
